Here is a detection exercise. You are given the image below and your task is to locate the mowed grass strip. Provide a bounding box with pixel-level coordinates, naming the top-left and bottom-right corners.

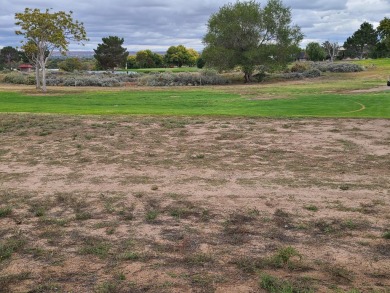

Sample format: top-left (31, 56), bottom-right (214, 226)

top-left (0, 89), bottom-right (388, 117)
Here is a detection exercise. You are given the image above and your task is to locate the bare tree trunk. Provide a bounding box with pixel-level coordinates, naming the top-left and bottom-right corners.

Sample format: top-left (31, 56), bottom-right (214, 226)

top-left (39, 54), bottom-right (46, 92)
top-left (244, 72), bottom-right (252, 83)
top-left (41, 66), bottom-right (46, 92)
top-left (35, 61), bottom-right (41, 89)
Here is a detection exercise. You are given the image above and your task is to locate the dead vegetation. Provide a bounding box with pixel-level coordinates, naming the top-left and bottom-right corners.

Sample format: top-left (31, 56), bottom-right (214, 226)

top-left (0, 114), bottom-right (389, 292)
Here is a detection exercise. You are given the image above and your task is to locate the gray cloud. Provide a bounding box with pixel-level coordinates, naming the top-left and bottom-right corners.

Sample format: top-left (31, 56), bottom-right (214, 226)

top-left (1, 0), bottom-right (389, 51)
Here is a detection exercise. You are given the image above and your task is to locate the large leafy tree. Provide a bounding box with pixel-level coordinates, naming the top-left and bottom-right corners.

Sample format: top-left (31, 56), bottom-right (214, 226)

top-left (377, 17), bottom-right (390, 53)
top-left (305, 42), bottom-right (325, 61)
top-left (94, 36), bottom-right (129, 71)
top-left (203, 0), bottom-right (303, 82)
top-left (0, 46), bottom-right (20, 70)
top-left (135, 50), bottom-right (155, 68)
top-left (343, 22), bottom-right (378, 59)
top-left (164, 45), bottom-right (191, 67)
top-left (15, 8), bottom-right (88, 92)
top-left (58, 57), bottom-right (84, 72)
top-left (135, 50), bottom-right (163, 68)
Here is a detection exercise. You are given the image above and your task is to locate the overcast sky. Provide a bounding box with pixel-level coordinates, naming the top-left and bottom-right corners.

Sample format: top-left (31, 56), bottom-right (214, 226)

top-left (1, 0), bottom-right (389, 52)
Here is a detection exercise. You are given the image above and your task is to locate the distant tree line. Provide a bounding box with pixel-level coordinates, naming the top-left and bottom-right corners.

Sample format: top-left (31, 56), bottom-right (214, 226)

top-left (5, 3), bottom-right (390, 88)
top-left (304, 17), bottom-right (390, 61)
top-left (93, 37), bottom-right (202, 71)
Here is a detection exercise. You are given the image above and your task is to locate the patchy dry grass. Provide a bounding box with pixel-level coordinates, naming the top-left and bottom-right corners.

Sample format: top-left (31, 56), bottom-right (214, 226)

top-left (0, 114), bottom-right (389, 292)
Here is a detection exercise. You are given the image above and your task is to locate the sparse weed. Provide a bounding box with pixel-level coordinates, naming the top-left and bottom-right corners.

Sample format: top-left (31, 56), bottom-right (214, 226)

top-left (271, 246), bottom-right (302, 268)
top-left (260, 273), bottom-right (314, 293)
top-left (232, 256), bottom-right (266, 273)
top-left (118, 251), bottom-right (141, 261)
top-left (183, 253), bottom-right (214, 266)
top-left (0, 206), bottom-right (12, 217)
top-left (145, 210), bottom-right (159, 222)
top-left (79, 238), bottom-right (111, 259)
top-left (322, 262), bottom-right (354, 283)
top-left (304, 205), bottom-right (318, 212)
top-left (0, 235), bottom-right (26, 262)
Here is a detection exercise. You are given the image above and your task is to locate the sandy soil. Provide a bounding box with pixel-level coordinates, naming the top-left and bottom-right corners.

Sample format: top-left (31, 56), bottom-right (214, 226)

top-left (0, 114), bottom-right (389, 292)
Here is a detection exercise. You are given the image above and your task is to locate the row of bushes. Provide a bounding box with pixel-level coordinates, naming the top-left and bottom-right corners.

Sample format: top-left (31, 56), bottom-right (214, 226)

top-left (312, 62), bottom-right (364, 72)
top-left (2, 72), bottom-right (139, 87)
top-left (278, 68), bottom-right (322, 80)
top-left (290, 61), bottom-right (364, 73)
top-left (2, 61), bottom-right (364, 87)
top-left (3, 72), bottom-right (36, 85)
top-left (2, 70), bottom-right (229, 87)
top-left (138, 70), bottom-right (230, 86)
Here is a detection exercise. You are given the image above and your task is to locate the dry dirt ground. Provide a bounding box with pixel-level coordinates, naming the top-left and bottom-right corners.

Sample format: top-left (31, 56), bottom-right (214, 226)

top-left (0, 114), bottom-right (389, 293)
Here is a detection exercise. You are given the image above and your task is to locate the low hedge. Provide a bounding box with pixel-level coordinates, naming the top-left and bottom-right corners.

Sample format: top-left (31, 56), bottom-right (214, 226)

top-left (137, 70), bottom-right (230, 86)
top-left (2, 71), bottom-right (140, 87)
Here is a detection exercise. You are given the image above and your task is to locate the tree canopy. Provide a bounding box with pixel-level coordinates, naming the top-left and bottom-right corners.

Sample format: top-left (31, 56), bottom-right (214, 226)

top-left (94, 36), bottom-right (129, 71)
top-left (165, 45), bottom-right (192, 67)
top-left (377, 17), bottom-right (390, 53)
top-left (15, 8), bottom-right (88, 92)
top-left (343, 22), bottom-right (378, 59)
top-left (135, 50), bottom-right (163, 68)
top-left (202, 0), bottom-right (303, 82)
top-left (0, 46), bottom-right (20, 70)
top-left (305, 42), bottom-right (325, 61)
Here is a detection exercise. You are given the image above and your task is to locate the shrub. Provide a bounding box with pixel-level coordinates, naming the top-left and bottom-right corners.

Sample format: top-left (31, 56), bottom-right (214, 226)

top-left (3, 71), bottom-right (140, 87)
top-left (290, 62), bottom-right (310, 73)
top-left (312, 62), bottom-right (364, 72)
top-left (278, 72), bottom-right (304, 79)
top-left (137, 70), bottom-right (229, 86)
top-left (302, 68), bottom-right (321, 78)
top-left (3, 72), bottom-right (35, 85)
top-left (252, 72), bottom-right (268, 82)
top-left (196, 57), bottom-right (206, 69)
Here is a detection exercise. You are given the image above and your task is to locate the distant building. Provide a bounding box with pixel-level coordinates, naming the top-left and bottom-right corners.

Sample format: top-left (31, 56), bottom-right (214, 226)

top-left (18, 64), bottom-right (33, 72)
top-left (297, 52), bottom-right (309, 62)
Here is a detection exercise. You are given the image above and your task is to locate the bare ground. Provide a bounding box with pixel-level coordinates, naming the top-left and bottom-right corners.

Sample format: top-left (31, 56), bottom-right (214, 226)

top-left (0, 114), bottom-right (389, 292)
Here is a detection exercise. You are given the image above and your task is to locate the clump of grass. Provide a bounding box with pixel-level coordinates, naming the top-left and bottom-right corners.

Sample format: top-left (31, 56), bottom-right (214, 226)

top-left (260, 274), bottom-right (314, 293)
top-left (31, 206), bottom-right (46, 217)
top-left (273, 209), bottom-right (293, 228)
top-left (30, 282), bottom-right (63, 293)
top-left (118, 251), bottom-right (141, 261)
top-left (167, 200), bottom-right (200, 220)
top-left (222, 211), bottom-right (256, 244)
top-left (339, 184), bottom-right (350, 191)
top-left (271, 246), bottom-right (302, 268)
top-left (118, 204), bottom-right (136, 221)
top-left (304, 205), bottom-right (318, 212)
top-left (312, 218), bottom-right (369, 235)
top-left (79, 238), bottom-right (111, 259)
top-left (322, 262), bottom-right (354, 283)
top-left (0, 235), bottom-right (26, 262)
top-left (234, 246), bottom-right (303, 273)
top-left (383, 231), bottom-right (390, 239)
top-left (133, 191), bottom-right (145, 198)
top-left (145, 210), bottom-right (159, 222)
top-left (0, 206), bottom-right (12, 217)
top-left (75, 211), bottom-right (92, 221)
top-left (0, 272), bottom-right (31, 292)
top-left (232, 256), bottom-right (267, 273)
top-left (95, 281), bottom-right (119, 293)
top-left (183, 253), bottom-right (214, 266)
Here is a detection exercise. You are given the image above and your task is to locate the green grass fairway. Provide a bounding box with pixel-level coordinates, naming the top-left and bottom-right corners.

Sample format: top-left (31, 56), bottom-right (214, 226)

top-left (1, 58), bottom-right (389, 118)
top-left (0, 88), bottom-right (388, 118)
